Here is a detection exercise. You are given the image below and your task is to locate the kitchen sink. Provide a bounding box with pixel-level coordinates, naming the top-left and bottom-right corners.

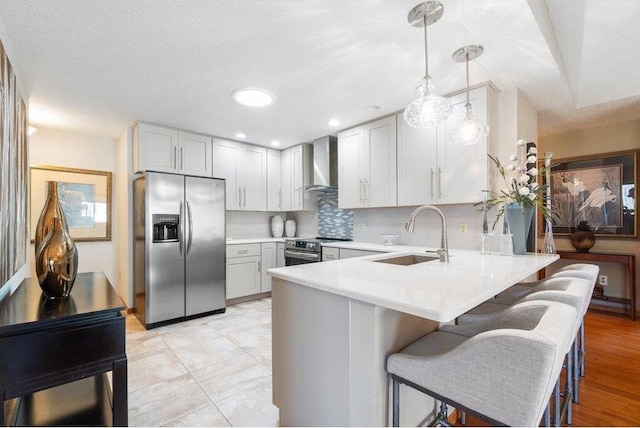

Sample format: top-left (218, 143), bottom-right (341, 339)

top-left (373, 254), bottom-right (439, 266)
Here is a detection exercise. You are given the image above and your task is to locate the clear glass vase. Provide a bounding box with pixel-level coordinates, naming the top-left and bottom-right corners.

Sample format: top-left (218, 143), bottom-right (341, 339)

top-left (540, 220), bottom-right (557, 254)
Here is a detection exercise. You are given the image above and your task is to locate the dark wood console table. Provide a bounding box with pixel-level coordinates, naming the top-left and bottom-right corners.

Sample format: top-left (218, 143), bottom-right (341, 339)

top-left (556, 251), bottom-right (636, 321)
top-left (0, 272), bottom-right (127, 426)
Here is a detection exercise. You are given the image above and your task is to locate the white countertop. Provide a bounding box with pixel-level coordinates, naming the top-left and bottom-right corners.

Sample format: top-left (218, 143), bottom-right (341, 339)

top-left (226, 237), bottom-right (286, 245)
top-left (268, 249), bottom-right (559, 322)
top-left (321, 240), bottom-right (440, 253)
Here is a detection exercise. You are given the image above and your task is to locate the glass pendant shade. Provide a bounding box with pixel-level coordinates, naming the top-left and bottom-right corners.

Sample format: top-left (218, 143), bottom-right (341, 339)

top-left (403, 2), bottom-right (450, 128)
top-left (449, 44), bottom-right (489, 145)
top-left (404, 77), bottom-right (452, 128)
top-left (447, 103), bottom-right (490, 145)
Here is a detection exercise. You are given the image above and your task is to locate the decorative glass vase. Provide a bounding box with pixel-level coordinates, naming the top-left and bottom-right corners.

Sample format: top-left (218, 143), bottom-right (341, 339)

top-left (505, 202), bottom-right (534, 255)
top-left (34, 181), bottom-right (78, 298)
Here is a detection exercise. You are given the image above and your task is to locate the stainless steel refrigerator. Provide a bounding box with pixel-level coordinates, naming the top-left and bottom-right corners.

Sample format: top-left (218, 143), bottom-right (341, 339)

top-left (134, 171), bottom-right (226, 329)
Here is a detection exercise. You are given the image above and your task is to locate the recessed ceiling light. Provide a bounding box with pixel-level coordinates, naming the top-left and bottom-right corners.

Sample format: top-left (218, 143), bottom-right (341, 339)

top-left (328, 119), bottom-right (341, 127)
top-left (271, 141), bottom-right (281, 147)
top-left (232, 88), bottom-right (275, 107)
top-left (236, 133), bottom-right (247, 139)
top-left (365, 105), bottom-right (380, 112)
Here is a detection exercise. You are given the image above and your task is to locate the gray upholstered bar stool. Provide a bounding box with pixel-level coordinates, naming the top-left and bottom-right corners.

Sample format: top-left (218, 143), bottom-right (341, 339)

top-left (496, 263), bottom-right (599, 297)
top-left (387, 301), bottom-right (577, 427)
top-left (457, 278), bottom-right (595, 425)
top-left (496, 263), bottom-right (599, 300)
top-left (495, 263), bottom-right (599, 382)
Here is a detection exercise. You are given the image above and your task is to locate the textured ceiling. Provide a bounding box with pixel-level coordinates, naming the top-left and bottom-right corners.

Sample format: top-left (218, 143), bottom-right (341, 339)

top-left (0, 0), bottom-right (638, 148)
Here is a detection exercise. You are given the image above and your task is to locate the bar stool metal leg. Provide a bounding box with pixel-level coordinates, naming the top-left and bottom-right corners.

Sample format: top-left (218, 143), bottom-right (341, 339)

top-left (573, 339), bottom-right (580, 403)
top-left (580, 320), bottom-right (586, 377)
top-left (393, 378), bottom-right (400, 427)
top-left (543, 404), bottom-right (551, 427)
top-left (553, 379), bottom-right (561, 427)
top-left (566, 351), bottom-right (573, 425)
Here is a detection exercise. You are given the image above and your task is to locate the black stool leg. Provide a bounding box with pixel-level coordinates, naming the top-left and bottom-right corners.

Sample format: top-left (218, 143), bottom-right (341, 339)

top-left (393, 378), bottom-right (400, 427)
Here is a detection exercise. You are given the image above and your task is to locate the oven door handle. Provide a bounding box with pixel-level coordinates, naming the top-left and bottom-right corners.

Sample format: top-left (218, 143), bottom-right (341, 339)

top-left (284, 250), bottom-right (320, 261)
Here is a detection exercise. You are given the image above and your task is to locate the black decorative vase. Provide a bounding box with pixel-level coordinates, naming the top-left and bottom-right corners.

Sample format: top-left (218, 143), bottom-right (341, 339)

top-left (34, 181), bottom-right (78, 298)
top-left (570, 221), bottom-right (596, 253)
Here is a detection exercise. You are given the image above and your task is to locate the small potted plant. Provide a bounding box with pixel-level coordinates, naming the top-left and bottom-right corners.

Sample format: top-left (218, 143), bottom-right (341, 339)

top-left (570, 221), bottom-right (596, 253)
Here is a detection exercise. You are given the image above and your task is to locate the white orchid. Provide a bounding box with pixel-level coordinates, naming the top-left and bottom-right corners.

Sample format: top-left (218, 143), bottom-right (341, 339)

top-left (484, 139), bottom-right (552, 229)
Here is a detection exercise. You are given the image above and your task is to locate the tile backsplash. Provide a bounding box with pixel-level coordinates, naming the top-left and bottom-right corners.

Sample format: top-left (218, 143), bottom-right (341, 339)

top-left (353, 204), bottom-right (489, 250)
top-left (317, 192), bottom-right (353, 239)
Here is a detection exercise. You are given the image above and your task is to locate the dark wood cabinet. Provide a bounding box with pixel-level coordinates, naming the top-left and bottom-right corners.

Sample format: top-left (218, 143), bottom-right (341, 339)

top-left (1, 272), bottom-right (127, 426)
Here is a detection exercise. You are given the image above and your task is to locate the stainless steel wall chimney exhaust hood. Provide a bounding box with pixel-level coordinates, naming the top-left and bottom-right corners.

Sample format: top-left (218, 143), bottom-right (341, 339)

top-left (304, 135), bottom-right (338, 192)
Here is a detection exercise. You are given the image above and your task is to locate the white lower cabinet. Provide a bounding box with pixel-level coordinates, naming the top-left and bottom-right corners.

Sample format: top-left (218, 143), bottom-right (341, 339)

top-left (321, 246), bottom-right (340, 261)
top-left (277, 243), bottom-right (285, 267)
top-left (261, 242), bottom-right (277, 293)
top-left (226, 244), bottom-right (261, 299)
top-left (339, 248), bottom-right (383, 259)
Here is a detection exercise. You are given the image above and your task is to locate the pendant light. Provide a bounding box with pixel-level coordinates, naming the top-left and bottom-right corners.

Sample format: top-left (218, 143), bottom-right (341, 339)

top-left (447, 45), bottom-right (490, 145)
top-left (403, 2), bottom-right (452, 128)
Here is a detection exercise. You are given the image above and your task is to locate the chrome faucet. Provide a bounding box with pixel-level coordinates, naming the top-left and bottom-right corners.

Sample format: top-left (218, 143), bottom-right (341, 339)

top-left (405, 205), bottom-right (449, 262)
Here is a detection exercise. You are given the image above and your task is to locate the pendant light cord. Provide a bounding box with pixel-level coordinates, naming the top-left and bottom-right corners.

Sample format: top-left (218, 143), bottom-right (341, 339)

top-left (423, 14), bottom-right (429, 79)
top-left (465, 51), bottom-right (470, 106)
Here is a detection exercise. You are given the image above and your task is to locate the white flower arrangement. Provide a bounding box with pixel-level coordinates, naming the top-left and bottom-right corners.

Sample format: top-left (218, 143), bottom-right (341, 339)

top-left (484, 139), bottom-right (551, 229)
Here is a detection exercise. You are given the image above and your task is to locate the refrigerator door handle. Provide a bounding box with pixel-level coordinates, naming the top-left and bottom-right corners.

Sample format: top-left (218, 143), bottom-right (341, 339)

top-left (179, 198), bottom-right (184, 256)
top-left (186, 200), bottom-right (194, 257)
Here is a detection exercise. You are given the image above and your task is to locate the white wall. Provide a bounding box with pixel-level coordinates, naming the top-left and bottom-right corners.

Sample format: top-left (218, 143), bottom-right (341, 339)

top-left (29, 127), bottom-right (120, 293)
top-left (116, 127), bottom-right (134, 306)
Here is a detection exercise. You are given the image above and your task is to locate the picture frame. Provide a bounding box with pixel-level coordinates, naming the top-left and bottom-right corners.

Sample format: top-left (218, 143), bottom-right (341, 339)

top-left (540, 150), bottom-right (637, 237)
top-left (30, 165), bottom-right (112, 242)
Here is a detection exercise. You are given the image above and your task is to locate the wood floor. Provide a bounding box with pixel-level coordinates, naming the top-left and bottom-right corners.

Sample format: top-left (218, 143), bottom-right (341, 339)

top-left (457, 310), bottom-right (640, 426)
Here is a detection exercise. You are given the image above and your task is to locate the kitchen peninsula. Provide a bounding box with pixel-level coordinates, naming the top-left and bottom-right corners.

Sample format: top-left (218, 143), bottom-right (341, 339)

top-left (268, 249), bottom-right (558, 426)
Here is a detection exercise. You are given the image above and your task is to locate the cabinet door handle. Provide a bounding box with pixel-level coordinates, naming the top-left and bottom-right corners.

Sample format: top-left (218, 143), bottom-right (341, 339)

top-left (238, 187), bottom-right (241, 206)
top-left (430, 168), bottom-right (434, 199)
top-left (243, 187), bottom-right (247, 206)
top-left (180, 147), bottom-right (184, 170)
top-left (359, 179), bottom-right (364, 203)
top-left (258, 261), bottom-right (261, 272)
top-left (238, 249), bottom-right (249, 254)
top-left (364, 178), bottom-right (369, 202)
top-left (438, 167), bottom-right (442, 198)
top-left (173, 146), bottom-right (177, 169)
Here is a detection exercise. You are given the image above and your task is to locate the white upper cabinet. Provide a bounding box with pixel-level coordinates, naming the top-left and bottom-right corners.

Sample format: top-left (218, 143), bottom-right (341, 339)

top-left (280, 149), bottom-right (292, 211)
top-left (397, 85), bottom-right (497, 205)
top-left (397, 119), bottom-right (438, 205)
top-left (281, 143), bottom-right (313, 211)
top-left (241, 144), bottom-right (267, 211)
top-left (179, 131), bottom-right (213, 177)
top-left (437, 86), bottom-right (491, 204)
top-left (213, 139), bottom-right (266, 211)
top-left (267, 149), bottom-right (282, 211)
top-left (214, 139), bottom-right (242, 209)
top-left (134, 122), bottom-right (212, 177)
top-left (291, 144), bottom-right (313, 210)
top-left (338, 115), bottom-right (397, 209)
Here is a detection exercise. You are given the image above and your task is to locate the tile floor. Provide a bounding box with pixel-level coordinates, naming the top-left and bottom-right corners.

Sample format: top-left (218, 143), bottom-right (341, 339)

top-left (125, 298), bottom-right (279, 427)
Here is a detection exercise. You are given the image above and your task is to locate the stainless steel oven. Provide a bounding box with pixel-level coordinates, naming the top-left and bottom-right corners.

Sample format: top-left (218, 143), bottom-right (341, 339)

top-left (284, 239), bottom-right (322, 266)
top-left (284, 237), bottom-right (352, 266)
